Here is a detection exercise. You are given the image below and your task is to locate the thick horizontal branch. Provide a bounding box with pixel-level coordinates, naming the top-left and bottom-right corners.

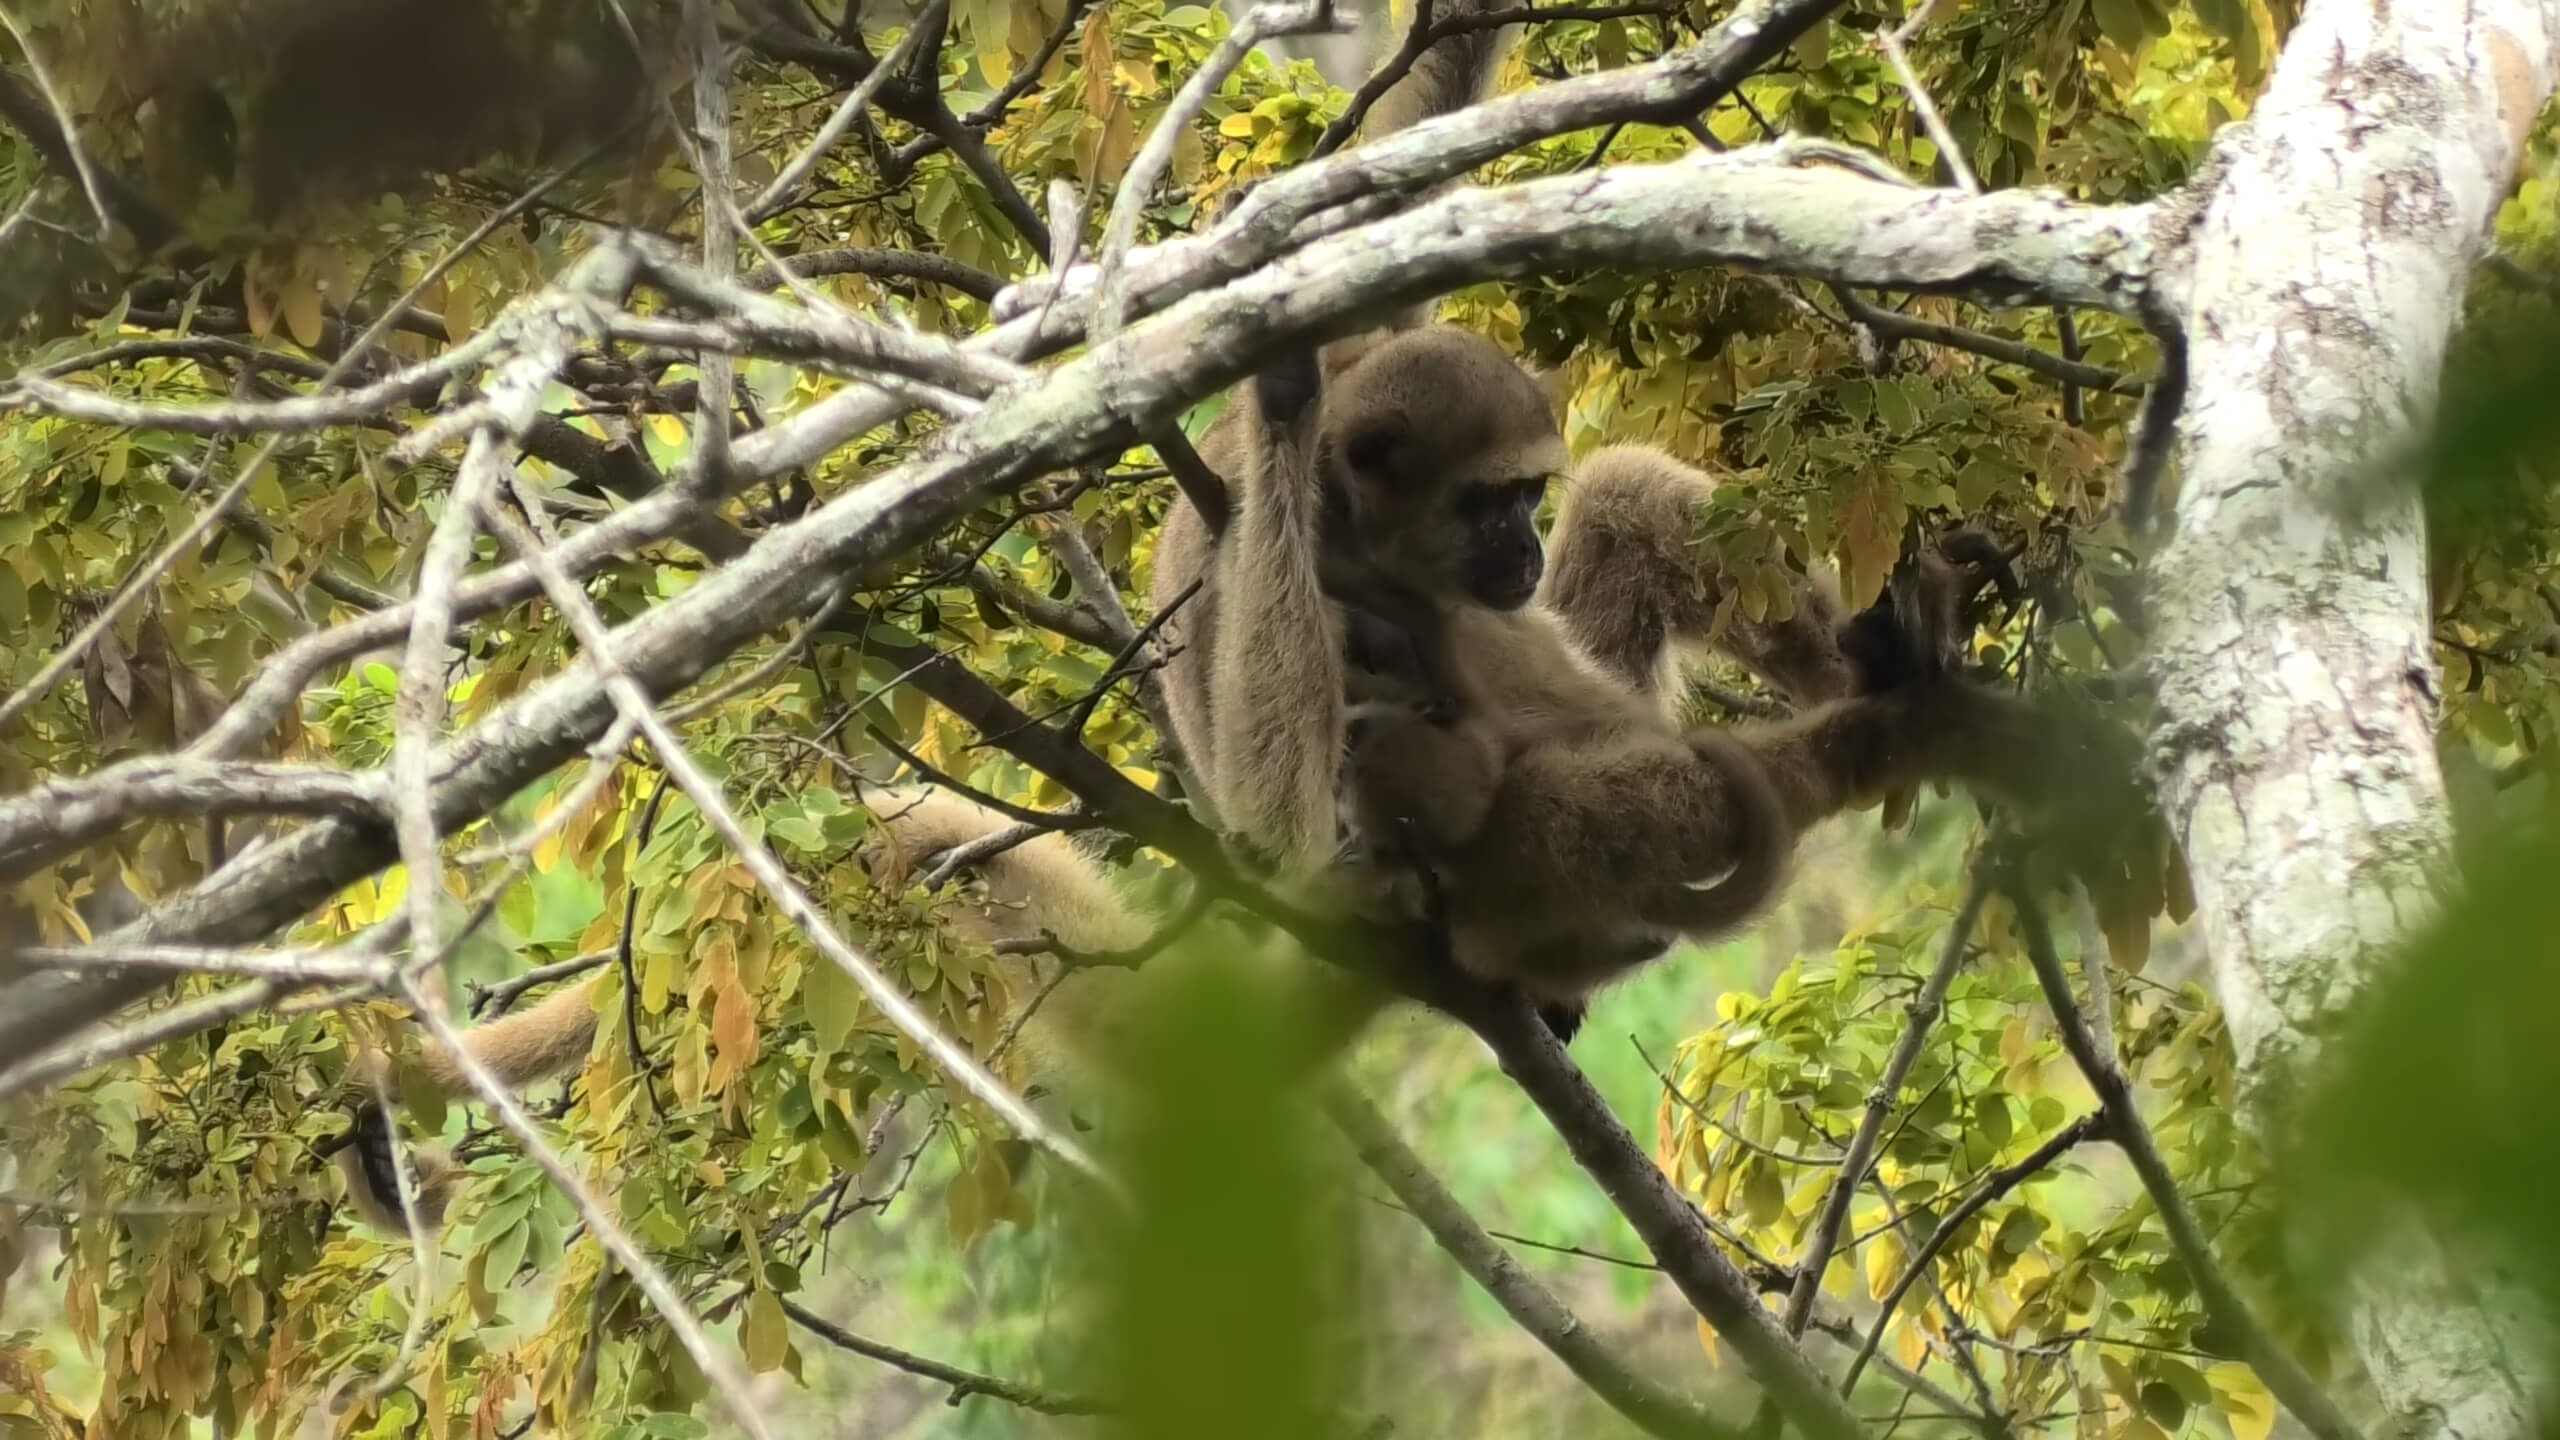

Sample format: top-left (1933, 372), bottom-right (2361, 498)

top-left (0, 761), bottom-right (381, 883)
top-left (742, 246), bottom-right (1006, 302)
top-left (2, 329), bottom-right (506, 436)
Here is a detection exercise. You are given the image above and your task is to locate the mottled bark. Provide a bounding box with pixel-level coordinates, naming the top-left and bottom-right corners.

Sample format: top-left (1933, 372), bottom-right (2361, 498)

top-left (2146, 0), bottom-right (2560, 1429)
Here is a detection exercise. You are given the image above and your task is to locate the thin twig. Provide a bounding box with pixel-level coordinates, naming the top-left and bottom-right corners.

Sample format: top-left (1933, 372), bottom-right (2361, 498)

top-left (1841, 1111), bottom-right (2102, 1392)
top-left (1089, 0), bottom-right (1346, 349)
top-left (1872, 0), bottom-right (1975, 195)
top-left (15, 944), bottom-right (388, 985)
top-left (0, 151), bottom-right (601, 740)
top-left (476, 484), bottom-right (1118, 1196)
top-left (470, 951), bottom-right (617, 1019)
top-left (746, 3), bottom-right (940, 224)
top-left (1783, 870), bottom-right (1992, 1331)
top-left (0, 1), bottom-right (108, 239)
top-left (689, 0), bottom-right (739, 489)
top-left (393, 246), bottom-right (640, 1007)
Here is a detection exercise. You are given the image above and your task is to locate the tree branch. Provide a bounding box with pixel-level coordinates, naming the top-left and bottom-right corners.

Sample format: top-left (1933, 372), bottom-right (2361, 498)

top-left (1325, 1085), bottom-right (1734, 1440)
top-left (1453, 989), bottom-right (1866, 1440)
top-left (781, 1296), bottom-right (1109, 1415)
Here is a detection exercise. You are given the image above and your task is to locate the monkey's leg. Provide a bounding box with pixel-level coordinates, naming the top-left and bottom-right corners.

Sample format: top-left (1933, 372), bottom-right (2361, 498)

top-left (1447, 732), bottom-right (1794, 959)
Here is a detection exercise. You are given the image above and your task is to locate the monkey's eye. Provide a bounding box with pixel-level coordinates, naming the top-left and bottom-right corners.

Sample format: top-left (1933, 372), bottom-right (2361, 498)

top-left (1344, 421), bottom-right (1405, 474)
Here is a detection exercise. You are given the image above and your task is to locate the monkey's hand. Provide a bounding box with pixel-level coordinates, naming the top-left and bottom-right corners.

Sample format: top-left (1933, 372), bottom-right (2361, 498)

top-left (1342, 704), bottom-right (1500, 859)
top-left (1840, 531), bottom-right (2013, 694)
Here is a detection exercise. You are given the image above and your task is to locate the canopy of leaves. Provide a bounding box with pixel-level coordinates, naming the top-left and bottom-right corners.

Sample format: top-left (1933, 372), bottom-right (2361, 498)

top-left (0, 0), bottom-right (2551, 1437)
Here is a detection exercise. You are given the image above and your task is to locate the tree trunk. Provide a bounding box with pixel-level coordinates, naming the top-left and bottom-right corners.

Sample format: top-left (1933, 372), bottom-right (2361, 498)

top-left (2148, 0), bottom-right (2559, 1430)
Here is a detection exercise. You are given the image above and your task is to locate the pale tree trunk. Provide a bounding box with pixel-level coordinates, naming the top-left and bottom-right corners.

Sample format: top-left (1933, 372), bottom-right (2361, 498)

top-left (2148, 0), bottom-right (2560, 1430)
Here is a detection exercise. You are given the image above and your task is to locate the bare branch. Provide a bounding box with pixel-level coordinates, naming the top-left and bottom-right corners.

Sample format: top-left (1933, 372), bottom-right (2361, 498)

top-left (739, 246), bottom-right (1005, 301)
top-left (0, 761), bottom-right (381, 884)
top-left (1783, 869), bottom-right (1992, 1332)
top-left (745, 4), bottom-right (938, 224)
top-left (393, 245), bottom-right (640, 992)
top-left (0, 155), bottom-right (595, 741)
top-left (1325, 1085), bottom-right (1732, 1440)
top-left (1454, 991), bottom-right (1866, 1440)
top-left (1872, 0), bottom-right (1977, 194)
top-left (474, 481), bottom-right (1117, 1193)
top-left (781, 1297), bottom-right (1108, 1415)
top-left (1841, 1112), bottom-right (2102, 1392)
top-left (690, 0), bottom-right (740, 488)
top-left (15, 944), bottom-right (389, 985)
top-left (0, 2), bottom-right (110, 239)
top-left (0, 332), bottom-right (503, 436)
top-left (470, 950), bottom-right (616, 1019)
top-left (1091, 0), bottom-right (1347, 347)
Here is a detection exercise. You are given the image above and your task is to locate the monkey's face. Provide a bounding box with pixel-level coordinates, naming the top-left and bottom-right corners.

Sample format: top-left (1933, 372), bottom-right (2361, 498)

top-left (1451, 474), bottom-right (1550, 609)
top-left (1327, 326), bottom-right (1568, 612)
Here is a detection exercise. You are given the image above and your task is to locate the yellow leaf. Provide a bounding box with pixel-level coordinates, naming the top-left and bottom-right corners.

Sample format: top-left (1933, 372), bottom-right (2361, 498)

top-left (2208, 1364), bottom-right (2275, 1440)
top-left (1219, 111), bottom-right (1258, 138)
top-left (1088, 100), bottom-right (1137, 184)
top-left (2104, 906), bottom-right (2151, 973)
top-left (1865, 1232), bottom-right (1903, 1300)
top-left (1078, 6), bottom-right (1112, 116)
top-left (1171, 124), bottom-right (1209, 185)
top-left (243, 266), bottom-right (278, 339)
top-left (441, 281), bottom-right (479, 341)
top-left (281, 278), bottom-right (325, 349)
top-left (647, 412), bottom-right (686, 447)
top-left (1793, 17), bottom-right (1830, 68)
top-left (1737, 571), bottom-right (1770, 624)
top-left (740, 1288), bottom-right (788, 1374)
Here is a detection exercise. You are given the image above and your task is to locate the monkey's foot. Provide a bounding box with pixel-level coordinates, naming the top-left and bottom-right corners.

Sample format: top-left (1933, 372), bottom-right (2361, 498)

top-left (1535, 1001), bottom-right (1586, 1045)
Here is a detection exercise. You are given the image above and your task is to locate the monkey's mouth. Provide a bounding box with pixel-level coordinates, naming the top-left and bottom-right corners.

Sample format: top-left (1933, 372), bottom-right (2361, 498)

top-left (1475, 573), bottom-right (1542, 610)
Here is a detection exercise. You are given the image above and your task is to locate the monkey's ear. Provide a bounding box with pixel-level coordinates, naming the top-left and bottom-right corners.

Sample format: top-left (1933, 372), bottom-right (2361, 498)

top-left (1524, 363), bottom-right (1572, 417)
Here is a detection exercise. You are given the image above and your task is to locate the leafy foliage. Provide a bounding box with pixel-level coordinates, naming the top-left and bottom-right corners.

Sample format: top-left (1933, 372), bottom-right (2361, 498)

top-left (2, 0), bottom-right (2539, 1434)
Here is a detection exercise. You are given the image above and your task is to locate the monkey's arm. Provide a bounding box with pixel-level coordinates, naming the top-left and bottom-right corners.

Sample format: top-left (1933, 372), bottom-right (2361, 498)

top-left (1544, 445), bottom-right (1861, 706)
top-left (1205, 358), bottom-right (1348, 877)
top-left (1728, 678), bottom-right (2053, 830)
top-left (340, 977), bottom-right (601, 1229)
top-left (417, 978), bottom-right (601, 1094)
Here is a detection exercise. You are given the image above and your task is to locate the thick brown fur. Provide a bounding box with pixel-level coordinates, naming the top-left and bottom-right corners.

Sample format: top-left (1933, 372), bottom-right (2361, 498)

top-left (1399, 451), bottom-right (2048, 1025)
top-left (1149, 0), bottom-right (1533, 876)
top-left (1154, 326), bottom-right (1568, 876)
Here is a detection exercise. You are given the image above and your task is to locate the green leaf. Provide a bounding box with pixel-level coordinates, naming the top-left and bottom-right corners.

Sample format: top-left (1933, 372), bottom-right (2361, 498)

top-left (804, 954), bottom-right (862, 1051)
top-left (741, 1287), bottom-right (789, 1373)
top-left (481, 1220), bottom-right (530, 1288)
